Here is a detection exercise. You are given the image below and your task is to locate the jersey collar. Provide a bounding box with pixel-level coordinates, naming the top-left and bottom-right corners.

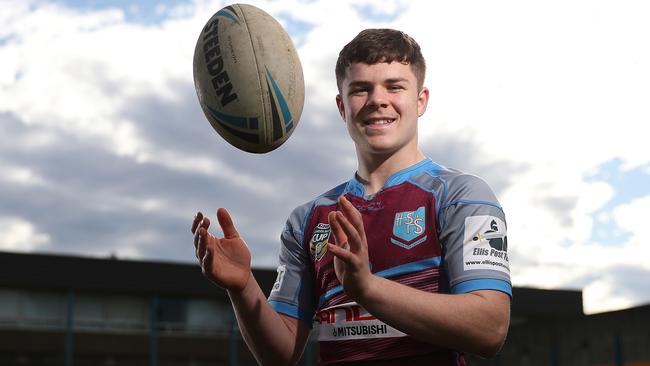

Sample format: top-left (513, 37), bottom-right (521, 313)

top-left (343, 158), bottom-right (440, 198)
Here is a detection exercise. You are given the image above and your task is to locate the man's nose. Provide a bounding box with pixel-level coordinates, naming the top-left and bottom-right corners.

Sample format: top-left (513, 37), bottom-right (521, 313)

top-left (366, 89), bottom-right (389, 108)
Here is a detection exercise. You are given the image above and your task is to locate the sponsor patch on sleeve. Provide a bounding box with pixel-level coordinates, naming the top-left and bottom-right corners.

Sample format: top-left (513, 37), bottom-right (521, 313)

top-left (463, 216), bottom-right (509, 274)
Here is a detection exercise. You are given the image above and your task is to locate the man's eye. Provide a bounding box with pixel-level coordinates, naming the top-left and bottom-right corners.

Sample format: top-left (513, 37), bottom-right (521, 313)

top-left (350, 88), bottom-right (368, 95)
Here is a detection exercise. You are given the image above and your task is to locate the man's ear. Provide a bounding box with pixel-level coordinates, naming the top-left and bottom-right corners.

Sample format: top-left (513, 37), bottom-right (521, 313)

top-left (417, 87), bottom-right (430, 117)
top-left (336, 94), bottom-right (346, 121)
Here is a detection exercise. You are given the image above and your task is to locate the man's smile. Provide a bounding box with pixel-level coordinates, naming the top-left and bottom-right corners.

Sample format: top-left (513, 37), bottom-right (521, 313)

top-left (363, 117), bottom-right (396, 126)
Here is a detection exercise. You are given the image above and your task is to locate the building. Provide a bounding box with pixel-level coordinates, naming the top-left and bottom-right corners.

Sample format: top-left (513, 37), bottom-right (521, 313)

top-left (468, 288), bottom-right (650, 366)
top-left (1, 251), bottom-right (648, 366)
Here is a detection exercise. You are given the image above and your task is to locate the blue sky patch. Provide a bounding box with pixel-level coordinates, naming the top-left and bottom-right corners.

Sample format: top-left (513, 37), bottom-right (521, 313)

top-left (52, 0), bottom-right (191, 24)
top-left (0, 34), bottom-right (17, 46)
top-left (586, 158), bottom-right (650, 245)
top-left (276, 13), bottom-right (314, 48)
top-left (352, 3), bottom-right (406, 23)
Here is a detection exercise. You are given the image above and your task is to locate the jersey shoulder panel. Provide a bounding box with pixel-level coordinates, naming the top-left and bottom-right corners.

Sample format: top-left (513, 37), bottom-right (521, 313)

top-left (268, 182), bottom-right (347, 323)
top-left (284, 182), bottom-right (347, 240)
top-left (432, 168), bottom-right (512, 296)
top-left (440, 171), bottom-right (502, 211)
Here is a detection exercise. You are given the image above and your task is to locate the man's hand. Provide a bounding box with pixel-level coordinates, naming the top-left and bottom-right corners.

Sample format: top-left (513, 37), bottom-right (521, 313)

top-left (326, 196), bottom-right (374, 300)
top-left (191, 208), bottom-right (251, 292)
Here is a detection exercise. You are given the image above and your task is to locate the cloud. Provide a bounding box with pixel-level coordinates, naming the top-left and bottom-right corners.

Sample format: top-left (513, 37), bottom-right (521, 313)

top-left (0, 0), bottom-right (649, 314)
top-left (0, 216), bottom-right (50, 252)
top-left (404, 1), bottom-right (650, 313)
top-left (0, 0), bottom-right (356, 265)
top-left (582, 265), bottom-right (650, 314)
top-left (613, 194), bottom-right (650, 234)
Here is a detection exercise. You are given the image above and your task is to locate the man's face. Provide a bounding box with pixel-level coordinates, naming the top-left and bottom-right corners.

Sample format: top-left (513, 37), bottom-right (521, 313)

top-left (336, 62), bottom-right (429, 157)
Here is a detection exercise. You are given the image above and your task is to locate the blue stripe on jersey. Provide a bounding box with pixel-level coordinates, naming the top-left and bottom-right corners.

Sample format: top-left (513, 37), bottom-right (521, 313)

top-left (317, 256), bottom-right (442, 307)
top-left (344, 177), bottom-right (365, 197)
top-left (437, 175), bottom-right (450, 231)
top-left (384, 158), bottom-right (439, 188)
top-left (405, 172), bottom-right (443, 231)
top-left (343, 158), bottom-right (444, 198)
top-left (451, 278), bottom-right (512, 297)
top-left (269, 300), bottom-right (314, 324)
top-left (442, 199), bottom-right (503, 211)
top-left (438, 199), bottom-right (503, 230)
top-left (375, 256), bottom-right (441, 278)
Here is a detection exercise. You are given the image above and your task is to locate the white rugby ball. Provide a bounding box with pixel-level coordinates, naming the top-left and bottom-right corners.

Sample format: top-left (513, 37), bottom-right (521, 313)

top-left (193, 4), bottom-right (305, 153)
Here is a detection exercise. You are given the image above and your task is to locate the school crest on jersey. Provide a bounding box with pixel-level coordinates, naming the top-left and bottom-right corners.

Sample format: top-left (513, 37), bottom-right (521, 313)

top-left (310, 223), bottom-right (331, 261)
top-left (391, 206), bottom-right (427, 249)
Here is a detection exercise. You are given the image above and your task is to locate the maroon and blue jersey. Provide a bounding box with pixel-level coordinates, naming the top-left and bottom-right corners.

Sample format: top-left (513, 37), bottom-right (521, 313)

top-left (268, 158), bottom-right (511, 365)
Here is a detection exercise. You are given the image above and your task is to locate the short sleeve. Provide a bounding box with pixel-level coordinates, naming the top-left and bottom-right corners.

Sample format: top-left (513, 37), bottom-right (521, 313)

top-left (438, 174), bottom-right (512, 297)
top-left (267, 205), bottom-right (316, 325)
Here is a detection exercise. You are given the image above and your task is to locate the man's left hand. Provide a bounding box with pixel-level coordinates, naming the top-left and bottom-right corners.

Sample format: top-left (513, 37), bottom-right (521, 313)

top-left (327, 195), bottom-right (374, 301)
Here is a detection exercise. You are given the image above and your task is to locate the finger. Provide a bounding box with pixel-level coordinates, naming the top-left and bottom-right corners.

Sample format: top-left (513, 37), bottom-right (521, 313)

top-left (194, 217), bottom-right (207, 249)
top-left (193, 228), bottom-right (200, 251)
top-left (328, 211), bottom-right (348, 247)
top-left (201, 247), bottom-right (213, 277)
top-left (196, 227), bottom-right (214, 260)
top-left (338, 196), bottom-right (366, 242)
top-left (327, 243), bottom-right (356, 265)
top-left (217, 208), bottom-right (240, 239)
top-left (196, 227), bottom-right (209, 260)
top-left (334, 211), bottom-right (365, 253)
top-left (195, 216), bottom-right (211, 247)
top-left (191, 212), bottom-right (204, 234)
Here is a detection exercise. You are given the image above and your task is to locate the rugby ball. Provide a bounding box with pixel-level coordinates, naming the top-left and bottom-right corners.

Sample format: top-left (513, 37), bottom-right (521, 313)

top-left (193, 4), bottom-right (304, 153)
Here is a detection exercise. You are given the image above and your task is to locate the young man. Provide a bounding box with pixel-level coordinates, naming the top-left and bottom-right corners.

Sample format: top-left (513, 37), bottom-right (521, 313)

top-left (192, 29), bottom-right (511, 365)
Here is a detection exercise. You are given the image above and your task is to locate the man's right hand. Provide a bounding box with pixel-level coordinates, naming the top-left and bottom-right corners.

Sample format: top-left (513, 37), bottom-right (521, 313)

top-left (191, 208), bottom-right (252, 292)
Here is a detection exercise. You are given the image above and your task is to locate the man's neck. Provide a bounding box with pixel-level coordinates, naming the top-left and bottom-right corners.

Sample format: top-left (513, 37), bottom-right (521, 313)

top-left (356, 148), bottom-right (426, 196)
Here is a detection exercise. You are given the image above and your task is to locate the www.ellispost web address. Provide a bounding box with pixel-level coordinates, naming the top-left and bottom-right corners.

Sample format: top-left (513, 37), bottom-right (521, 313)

top-left (465, 259), bottom-right (509, 269)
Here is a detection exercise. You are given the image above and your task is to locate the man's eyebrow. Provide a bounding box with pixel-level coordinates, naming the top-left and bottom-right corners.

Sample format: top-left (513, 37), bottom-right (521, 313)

top-left (347, 80), bottom-right (372, 87)
top-left (347, 77), bottom-right (409, 86)
top-left (385, 77), bottom-right (409, 83)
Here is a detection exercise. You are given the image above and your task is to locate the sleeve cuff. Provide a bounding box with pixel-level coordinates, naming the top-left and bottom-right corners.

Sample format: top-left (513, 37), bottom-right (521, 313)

top-left (451, 278), bottom-right (512, 297)
top-left (269, 300), bottom-right (314, 325)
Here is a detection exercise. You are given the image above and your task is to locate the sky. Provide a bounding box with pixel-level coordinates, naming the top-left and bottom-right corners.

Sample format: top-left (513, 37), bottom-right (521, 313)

top-left (1, 0), bottom-right (649, 315)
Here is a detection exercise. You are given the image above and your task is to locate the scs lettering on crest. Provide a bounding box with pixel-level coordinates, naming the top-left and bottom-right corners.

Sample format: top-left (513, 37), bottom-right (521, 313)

top-left (391, 206), bottom-right (427, 249)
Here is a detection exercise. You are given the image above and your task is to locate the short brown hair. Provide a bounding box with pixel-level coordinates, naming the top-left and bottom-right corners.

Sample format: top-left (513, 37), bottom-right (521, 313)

top-left (335, 28), bottom-right (426, 92)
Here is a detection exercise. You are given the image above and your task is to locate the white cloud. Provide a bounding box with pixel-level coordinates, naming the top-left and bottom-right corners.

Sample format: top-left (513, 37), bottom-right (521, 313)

top-left (0, 163), bottom-right (47, 186)
top-left (1, 0), bottom-right (649, 314)
top-left (583, 279), bottom-right (634, 315)
top-left (510, 192), bottom-right (650, 313)
top-left (400, 0), bottom-right (650, 313)
top-left (613, 194), bottom-right (650, 234)
top-left (0, 216), bottom-right (50, 252)
top-left (0, 0), bottom-right (281, 198)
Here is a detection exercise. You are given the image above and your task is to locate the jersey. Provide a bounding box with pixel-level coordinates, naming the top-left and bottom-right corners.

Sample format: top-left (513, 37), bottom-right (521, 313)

top-left (268, 158), bottom-right (511, 365)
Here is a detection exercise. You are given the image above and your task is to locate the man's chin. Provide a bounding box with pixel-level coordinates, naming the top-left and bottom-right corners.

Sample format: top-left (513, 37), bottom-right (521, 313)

top-left (362, 142), bottom-right (400, 156)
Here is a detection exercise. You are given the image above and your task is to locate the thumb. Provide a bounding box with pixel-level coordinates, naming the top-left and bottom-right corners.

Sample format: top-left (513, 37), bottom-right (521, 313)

top-left (216, 208), bottom-right (240, 239)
